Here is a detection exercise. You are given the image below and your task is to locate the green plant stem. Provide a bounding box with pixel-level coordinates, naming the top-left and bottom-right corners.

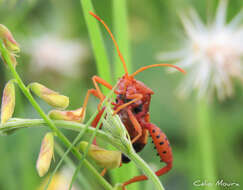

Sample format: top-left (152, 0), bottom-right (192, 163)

top-left (128, 150), bottom-right (165, 190)
top-left (45, 86), bottom-right (117, 190)
top-left (112, 2), bottom-right (142, 190)
top-left (0, 42), bottom-right (113, 190)
top-left (113, 0), bottom-right (131, 78)
top-left (44, 108), bottom-right (100, 190)
top-left (197, 99), bottom-right (217, 190)
top-left (80, 0), bottom-right (112, 90)
top-left (0, 118), bottom-right (118, 147)
top-left (54, 143), bottom-right (91, 189)
top-left (68, 108), bottom-right (107, 190)
top-left (1, 118), bottom-right (165, 190)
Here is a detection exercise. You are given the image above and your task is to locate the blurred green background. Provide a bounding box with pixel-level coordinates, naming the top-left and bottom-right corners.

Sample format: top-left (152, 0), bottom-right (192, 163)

top-left (0, 0), bottom-right (242, 190)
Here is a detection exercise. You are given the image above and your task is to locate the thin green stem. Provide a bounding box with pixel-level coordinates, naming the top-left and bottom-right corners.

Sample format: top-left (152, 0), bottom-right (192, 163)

top-left (0, 119), bottom-right (108, 139)
top-left (0, 118), bottom-right (122, 152)
top-left (112, 2), bottom-right (142, 190)
top-left (113, 0), bottom-right (131, 78)
top-left (54, 143), bottom-right (91, 189)
top-left (68, 108), bottom-right (107, 190)
top-left (128, 150), bottom-right (164, 190)
top-left (80, 0), bottom-right (112, 90)
top-left (44, 109), bottom-right (100, 190)
top-left (46, 85), bottom-right (117, 190)
top-left (197, 99), bottom-right (217, 190)
top-left (1, 117), bottom-right (165, 190)
top-left (0, 42), bottom-right (112, 190)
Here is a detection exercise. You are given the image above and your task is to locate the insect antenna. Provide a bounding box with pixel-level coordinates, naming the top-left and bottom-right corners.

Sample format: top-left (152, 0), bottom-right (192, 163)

top-left (130, 63), bottom-right (186, 77)
top-left (89, 11), bottom-right (129, 76)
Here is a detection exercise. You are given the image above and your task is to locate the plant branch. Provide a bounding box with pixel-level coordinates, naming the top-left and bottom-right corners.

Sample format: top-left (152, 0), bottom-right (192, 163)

top-left (68, 108), bottom-right (107, 190)
top-left (197, 99), bottom-right (217, 190)
top-left (0, 118), bottom-right (120, 153)
top-left (0, 42), bottom-right (113, 190)
top-left (128, 151), bottom-right (165, 190)
top-left (54, 143), bottom-right (91, 189)
top-left (1, 117), bottom-right (165, 190)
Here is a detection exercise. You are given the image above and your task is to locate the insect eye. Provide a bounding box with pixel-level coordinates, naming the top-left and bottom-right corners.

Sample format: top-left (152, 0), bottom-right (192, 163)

top-left (133, 104), bottom-right (143, 114)
top-left (118, 94), bottom-right (123, 99)
top-left (124, 98), bottom-right (132, 103)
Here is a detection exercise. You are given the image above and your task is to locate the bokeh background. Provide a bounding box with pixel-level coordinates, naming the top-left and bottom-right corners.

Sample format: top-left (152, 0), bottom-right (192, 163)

top-left (0, 0), bottom-right (242, 190)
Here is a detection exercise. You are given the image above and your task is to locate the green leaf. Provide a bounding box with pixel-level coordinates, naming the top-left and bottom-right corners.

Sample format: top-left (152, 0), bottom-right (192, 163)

top-left (80, 0), bottom-right (112, 92)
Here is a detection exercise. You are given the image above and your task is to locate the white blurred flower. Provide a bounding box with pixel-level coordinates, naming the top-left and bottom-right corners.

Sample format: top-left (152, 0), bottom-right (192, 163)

top-left (27, 35), bottom-right (88, 77)
top-left (157, 0), bottom-right (243, 100)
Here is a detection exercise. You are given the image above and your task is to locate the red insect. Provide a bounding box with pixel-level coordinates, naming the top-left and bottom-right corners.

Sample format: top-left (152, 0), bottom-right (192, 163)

top-left (80, 12), bottom-right (185, 189)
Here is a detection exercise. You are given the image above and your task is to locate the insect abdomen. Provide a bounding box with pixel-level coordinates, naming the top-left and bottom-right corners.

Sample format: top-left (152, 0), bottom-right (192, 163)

top-left (147, 123), bottom-right (173, 164)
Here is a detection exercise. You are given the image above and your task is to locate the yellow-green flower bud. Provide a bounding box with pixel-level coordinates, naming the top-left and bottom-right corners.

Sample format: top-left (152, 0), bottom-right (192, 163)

top-left (0, 24), bottom-right (20, 53)
top-left (1, 80), bottom-right (15, 124)
top-left (79, 141), bottom-right (121, 169)
top-left (36, 132), bottom-right (54, 177)
top-left (29, 83), bottom-right (69, 109)
top-left (48, 107), bottom-right (85, 123)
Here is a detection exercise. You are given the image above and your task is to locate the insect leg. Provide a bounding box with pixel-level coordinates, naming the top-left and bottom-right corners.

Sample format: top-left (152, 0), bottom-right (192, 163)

top-left (93, 75), bottom-right (117, 110)
top-left (79, 76), bottom-right (115, 175)
top-left (113, 93), bottom-right (143, 115)
top-left (80, 76), bottom-right (113, 118)
top-left (101, 168), bottom-right (107, 177)
top-left (122, 123), bottom-right (173, 189)
top-left (127, 109), bottom-right (142, 144)
top-left (80, 89), bottom-right (100, 119)
top-left (92, 75), bottom-right (114, 100)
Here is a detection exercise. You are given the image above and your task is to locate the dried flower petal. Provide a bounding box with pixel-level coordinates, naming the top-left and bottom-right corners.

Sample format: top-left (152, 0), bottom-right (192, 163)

top-left (79, 141), bottom-right (121, 169)
top-left (1, 80), bottom-right (15, 124)
top-left (48, 108), bottom-right (85, 123)
top-left (29, 82), bottom-right (69, 109)
top-left (36, 132), bottom-right (54, 177)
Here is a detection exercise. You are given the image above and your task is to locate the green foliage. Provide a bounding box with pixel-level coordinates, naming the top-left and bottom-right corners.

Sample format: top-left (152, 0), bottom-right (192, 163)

top-left (0, 0), bottom-right (243, 190)
top-left (80, 0), bottom-right (112, 92)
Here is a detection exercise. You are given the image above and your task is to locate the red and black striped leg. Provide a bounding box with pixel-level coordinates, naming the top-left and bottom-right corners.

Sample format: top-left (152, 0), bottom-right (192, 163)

top-left (122, 123), bottom-right (173, 190)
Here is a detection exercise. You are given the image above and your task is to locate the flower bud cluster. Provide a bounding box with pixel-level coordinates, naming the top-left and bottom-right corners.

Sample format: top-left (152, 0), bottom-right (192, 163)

top-left (0, 24), bottom-right (20, 67)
